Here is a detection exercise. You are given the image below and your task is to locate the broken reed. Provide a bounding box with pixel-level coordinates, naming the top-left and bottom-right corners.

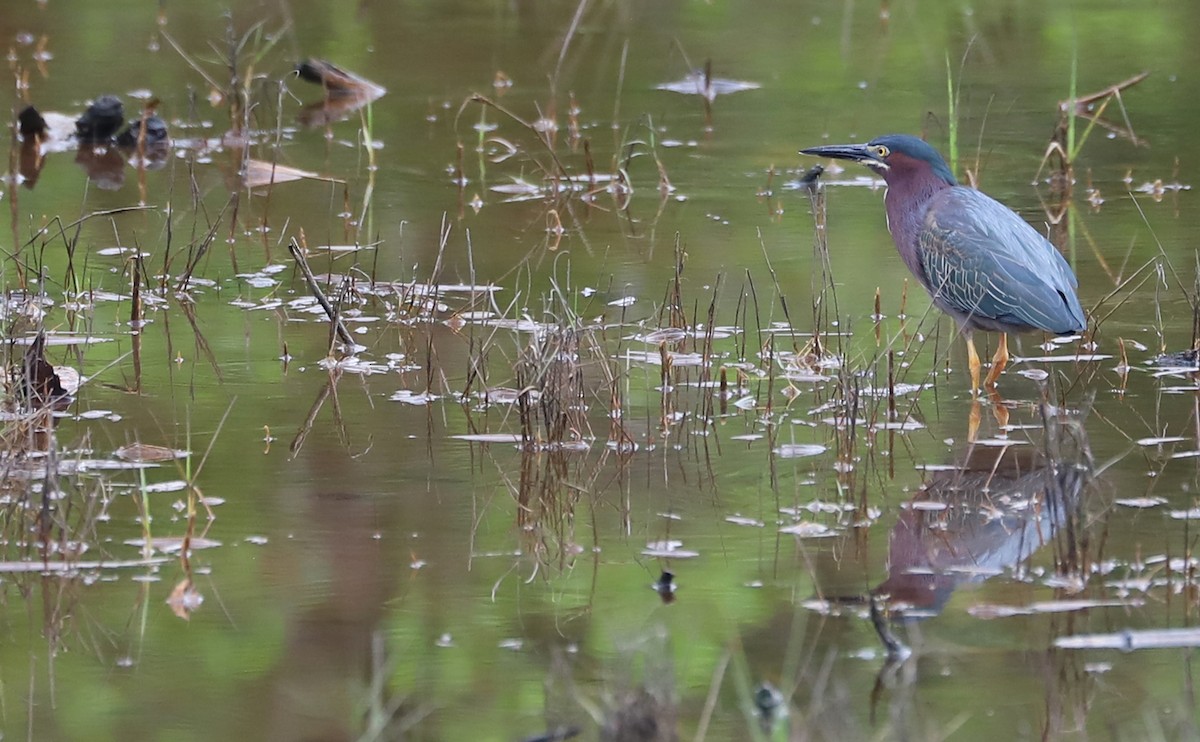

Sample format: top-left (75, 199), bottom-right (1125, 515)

top-left (0, 329), bottom-right (101, 569)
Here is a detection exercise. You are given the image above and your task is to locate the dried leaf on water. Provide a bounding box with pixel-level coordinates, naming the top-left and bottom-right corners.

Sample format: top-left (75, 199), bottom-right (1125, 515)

top-left (773, 443), bottom-right (827, 458)
top-left (655, 70), bottom-right (761, 99)
top-left (115, 443), bottom-right (189, 462)
top-left (124, 537), bottom-right (222, 553)
top-left (452, 433), bottom-right (523, 443)
top-left (317, 356), bottom-right (390, 375)
top-left (166, 578), bottom-right (203, 620)
top-left (725, 516), bottom-right (764, 528)
top-left (642, 540), bottom-right (699, 558)
top-left (143, 479), bottom-right (189, 493)
top-left (243, 159), bottom-right (341, 189)
top-left (1114, 497), bottom-right (1166, 509)
top-left (1134, 436), bottom-right (1188, 446)
top-left (0, 557), bottom-right (168, 573)
top-left (779, 522), bottom-right (834, 537)
top-left (640, 328), bottom-right (688, 344)
top-left (970, 599), bottom-right (1137, 619)
top-left (1056, 627), bottom-right (1200, 651)
top-left (390, 390), bottom-right (439, 405)
top-left (621, 350), bottom-right (705, 366)
top-left (1012, 353), bottom-right (1113, 364)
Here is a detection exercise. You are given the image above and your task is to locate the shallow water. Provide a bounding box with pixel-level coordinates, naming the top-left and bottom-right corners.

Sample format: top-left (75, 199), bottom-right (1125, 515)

top-left (1, 1), bottom-right (1199, 740)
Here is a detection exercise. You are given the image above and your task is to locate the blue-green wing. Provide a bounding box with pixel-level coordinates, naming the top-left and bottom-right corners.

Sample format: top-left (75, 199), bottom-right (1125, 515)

top-left (918, 187), bottom-right (1086, 334)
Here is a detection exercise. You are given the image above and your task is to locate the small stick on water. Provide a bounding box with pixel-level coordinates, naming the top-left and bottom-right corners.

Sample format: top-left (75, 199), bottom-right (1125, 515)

top-left (288, 237), bottom-right (354, 347)
top-left (874, 286), bottom-right (882, 346)
top-left (584, 139), bottom-right (595, 187)
top-left (719, 366), bottom-right (728, 415)
top-left (454, 141), bottom-right (465, 189)
top-left (887, 350), bottom-right (896, 421)
top-left (131, 253), bottom-right (143, 328)
top-left (763, 336), bottom-right (775, 418)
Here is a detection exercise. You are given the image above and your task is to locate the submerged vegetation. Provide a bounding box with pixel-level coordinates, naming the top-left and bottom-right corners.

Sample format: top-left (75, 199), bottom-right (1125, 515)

top-left (0, 1), bottom-right (1199, 740)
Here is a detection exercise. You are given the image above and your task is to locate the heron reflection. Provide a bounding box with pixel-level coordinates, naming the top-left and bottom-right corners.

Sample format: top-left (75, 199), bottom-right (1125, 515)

top-left (875, 419), bottom-right (1092, 621)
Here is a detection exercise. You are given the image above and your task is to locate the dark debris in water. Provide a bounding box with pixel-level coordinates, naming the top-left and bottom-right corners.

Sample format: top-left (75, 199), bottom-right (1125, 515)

top-left (18, 94), bottom-right (171, 191)
top-left (294, 57), bottom-right (387, 127)
top-left (652, 571), bottom-right (676, 604)
top-left (116, 115), bottom-right (170, 147)
top-left (797, 163), bottom-right (824, 190)
top-left (18, 105), bottom-right (47, 139)
top-left (520, 726), bottom-right (581, 742)
top-left (1148, 348), bottom-right (1200, 369)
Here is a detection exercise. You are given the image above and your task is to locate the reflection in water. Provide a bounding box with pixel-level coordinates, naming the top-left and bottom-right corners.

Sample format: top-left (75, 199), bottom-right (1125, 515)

top-left (866, 415), bottom-right (1095, 735)
top-left (73, 144), bottom-right (128, 191)
top-left (260, 483), bottom-right (407, 741)
top-left (876, 417), bottom-right (1093, 620)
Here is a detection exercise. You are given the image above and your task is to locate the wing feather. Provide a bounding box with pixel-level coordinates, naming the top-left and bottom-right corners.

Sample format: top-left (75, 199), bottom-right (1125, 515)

top-left (918, 188), bottom-right (1085, 334)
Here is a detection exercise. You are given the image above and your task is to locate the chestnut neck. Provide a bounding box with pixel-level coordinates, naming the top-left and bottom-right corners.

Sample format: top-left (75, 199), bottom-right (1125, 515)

top-left (881, 153), bottom-right (957, 282)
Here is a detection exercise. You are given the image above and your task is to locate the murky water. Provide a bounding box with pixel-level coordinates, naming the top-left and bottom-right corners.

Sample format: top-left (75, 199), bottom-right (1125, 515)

top-left (2, 1), bottom-right (1199, 739)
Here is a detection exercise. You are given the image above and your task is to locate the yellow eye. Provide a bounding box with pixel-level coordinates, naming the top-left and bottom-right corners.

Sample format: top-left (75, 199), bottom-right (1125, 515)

top-left (872, 144), bottom-right (890, 158)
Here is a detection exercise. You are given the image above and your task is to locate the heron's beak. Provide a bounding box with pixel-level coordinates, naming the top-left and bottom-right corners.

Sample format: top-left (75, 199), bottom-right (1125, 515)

top-left (800, 143), bottom-right (887, 170)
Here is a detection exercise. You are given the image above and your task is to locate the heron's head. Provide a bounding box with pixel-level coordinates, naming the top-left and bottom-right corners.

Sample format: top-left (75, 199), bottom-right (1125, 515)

top-left (801, 134), bottom-right (957, 187)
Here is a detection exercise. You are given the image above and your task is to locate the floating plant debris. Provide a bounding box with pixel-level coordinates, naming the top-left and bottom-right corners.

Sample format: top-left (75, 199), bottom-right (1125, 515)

top-left (970, 599), bottom-right (1137, 619)
top-left (243, 159), bottom-right (329, 188)
top-left (0, 558), bottom-right (169, 573)
top-left (1056, 627), bottom-right (1200, 651)
top-left (655, 69), bottom-right (761, 100)
top-left (773, 443), bottom-right (827, 458)
top-left (779, 522), bottom-right (834, 537)
top-left (1134, 436), bottom-right (1187, 446)
top-left (452, 433), bottom-right (524, 443)
top-left (124, 537), bottom-right (222, 553)
top-left (115, 444), bottom-right (189, 463)
top-left (642, 540), bottom-right (699, 558)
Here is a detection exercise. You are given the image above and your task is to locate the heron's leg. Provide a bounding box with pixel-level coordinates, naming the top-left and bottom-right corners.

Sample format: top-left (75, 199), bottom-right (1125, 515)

top-left (968, 399), bottom-right (981, 442)
top-left (966, 334), bottom-right (981, 396)
top-left (984, 333), bottom-right (1009, 388)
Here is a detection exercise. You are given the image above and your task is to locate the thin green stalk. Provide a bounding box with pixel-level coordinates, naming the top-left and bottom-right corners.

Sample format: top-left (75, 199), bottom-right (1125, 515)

top-left (945, 51), bottom-right (958, 179)
top-left (1067, 54), bottom-right (1077, 162)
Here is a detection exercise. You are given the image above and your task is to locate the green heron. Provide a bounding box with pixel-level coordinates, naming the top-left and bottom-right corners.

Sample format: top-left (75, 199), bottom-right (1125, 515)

top-left (801, 134), bottom-right (1086, 392)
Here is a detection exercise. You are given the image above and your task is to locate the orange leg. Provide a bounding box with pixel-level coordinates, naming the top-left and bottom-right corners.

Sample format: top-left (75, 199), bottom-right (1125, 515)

top-left (984, 333), bottom-right (1009, 388)
top-left (966, 334), bottom-right (981, 397)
